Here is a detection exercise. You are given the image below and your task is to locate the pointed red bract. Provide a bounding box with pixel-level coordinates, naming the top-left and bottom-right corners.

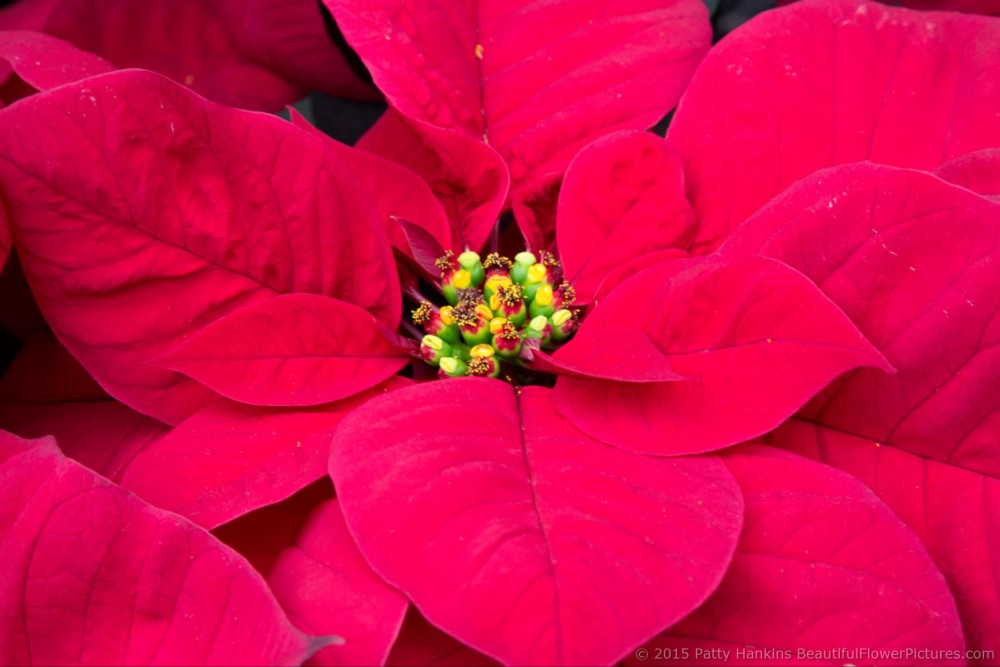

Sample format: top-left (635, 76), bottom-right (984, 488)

top-left (268, 499), bottom-right (409, 667)
top-left (669, 0), bottom-right (1000, 252)
top-left (287, 107), bottom-right (453, 256)
top-left (330, 378), bottom-right (743, 666)
top-left (0, 70), bottom-right (399, 423)
top-left (357, 110), bottom-right (508, 251)
top-left (386, 611), bottom-right (499, 667)
top-left (159, 294), bottom-right (411, 408)
top-left (0, 0), bottom-right (325, 110)
top-left (632, 446), bottom-right (965, 666)
top-left (557, 131), bottom-right (695, 303)
top-left (553, 255), bottom-right (889, 455)
top-left (722, 163), bottom-right (1000, 477)
top-left (327, 0), bottom-right (711, 201)
top-left (0, 29), bottom-right (112, 96)
top-left (0, 431), bottom-right (323, 666)
top-left (120, 378), bottom-right (411, 529)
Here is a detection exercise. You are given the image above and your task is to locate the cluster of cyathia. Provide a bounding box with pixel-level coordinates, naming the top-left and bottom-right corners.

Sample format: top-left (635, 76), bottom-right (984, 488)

top-left (411, 250), bottom-right (578, 378)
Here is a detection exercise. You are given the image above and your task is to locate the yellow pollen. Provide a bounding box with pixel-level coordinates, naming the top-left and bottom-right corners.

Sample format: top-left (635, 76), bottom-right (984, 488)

top-left (440, 306), bottom-right (456, 325)
top-left (483, 252), bottom-right (512, 271)
top-left (497, 283), bottom-right (523, 306)
top-left (489, 317), bottom-right (508, 335)
top-left (557, 282), bottom-right (576, 306)
top-left (534, 284), bottom-right (554, 307)
top-left (498, 321), bottom-right (520, 341)
top-left (453, 269), bottom-right (472, 289)
top-left (527, 263), bottom-right (547, 284)
top-left (468, 357), bottom-right (495, 376)
top-left (470, 344), bottom-right (495, 359)
top-left (411, 301), bottom-right (433, 325)
top-left (475, 43), bottom-right (484, 59)
top-left (475, 303), bottom-right (494, 320)
top-left (453, 303), bottom-right (479, 326)
top-left (435, 250), bottom-right (455, 274)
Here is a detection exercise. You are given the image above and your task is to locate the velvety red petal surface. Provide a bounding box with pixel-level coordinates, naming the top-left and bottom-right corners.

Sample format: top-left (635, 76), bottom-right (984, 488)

top-left (0, 69), bottom-right (399, 423)
top-left (329, 378), bottom-right (744, 666)
top-left (357, 109), bottom-right (508, 251)
top-left (326, 0), bottom-right (711, 199)
top-left (556, 131), bottom-right (694, 303)
top-left (774, 422), bottom-right (1000, 665)
top-left (670, 0), bottom-right (1000, 252)
top-left (287, 107), bottom-right (453, 255)
top-left (937, 148), bottom-right (1000, 200)
top-left (553, 255), bottom-right (888, 455)
top-left (158, 294), bottom-right (410, 407)
top-left (120, 378), bottom-right (411, 529)
top-left (0, 0), bottom-right (316, 110)
top-left (268, 499), bottom-right (409, 667)
top-left (632, 445), bottom-right (965, 666)
top-left (0, 29), bottom-right (112, 93)
top-left (722, 163), bottom-right (1000, 477)
top-left (0, 431), bottom-right (323, 665)
top-left (386, 610), bottom-right (499, 667)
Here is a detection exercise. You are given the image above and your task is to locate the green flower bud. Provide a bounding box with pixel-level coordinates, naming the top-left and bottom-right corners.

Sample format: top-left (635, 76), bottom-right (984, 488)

top-left (419, 335), bottom-right (452, 366)
top-left (550, 309), bottom-right (577, 341)
top-left (511, 251), bottom-right (537, 284)
top-left (458, 250), bottom-right (486, 286)
top-left (438, 356), bottom-right (468, 378)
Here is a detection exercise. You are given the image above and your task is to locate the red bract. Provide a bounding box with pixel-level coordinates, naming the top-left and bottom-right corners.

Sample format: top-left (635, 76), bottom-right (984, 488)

top-left (324, 0), bottom-right (711, 237)
top-left (776, 422), bottom-right (1000, 664)
top-left (715, 161), bottom-right (1000, 658)
top-left (0, 69), bottom-right (399, 423)
top-left (0, 431), bottom-right (324, 665)
top-left (669, 0), bottom-right (1000, 252)
top-left (0, 0), bottom-right (373, 110)
top-left (556, 131), bottom-right (694, 304)
top-left (268, 499), bottom-right (409, 667)
top-left (631, 446), bottom-right (966, 665)
top-left (329, 379), bottom-right (744, 666)
top-left (0, 0), bottom-right (997, 662)
top-left (551, 254), bottom-right (889, 455)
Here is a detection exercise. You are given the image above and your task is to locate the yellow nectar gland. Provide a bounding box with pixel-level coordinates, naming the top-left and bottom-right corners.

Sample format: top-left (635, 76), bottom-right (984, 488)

top-left (489, 317), bottom-right (508, 335)
top-left (534, 284), bottom-right (554, 307)
top-left (470, 344), bottom-right (495, 359)
top-left (527, 263), bottom-right (547, 284)
top-left (453, 269), bottom-right (472, 289)
top-left (440, 306), bottom-right (456, 325)
top-left (489, 293), bottom-right (502, 312)
top-left (485, 274), bottom-right (513, 294)
top-left (475, 303), bottom-right (494, 321)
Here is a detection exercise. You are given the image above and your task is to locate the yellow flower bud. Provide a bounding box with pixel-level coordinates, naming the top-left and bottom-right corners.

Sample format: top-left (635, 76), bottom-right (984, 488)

top-left (439, 306), bottom-right (456, 325)
top-left (527, 263), bottom-right (547, 284)
top-left (489, 317), bottom-right (508, 335)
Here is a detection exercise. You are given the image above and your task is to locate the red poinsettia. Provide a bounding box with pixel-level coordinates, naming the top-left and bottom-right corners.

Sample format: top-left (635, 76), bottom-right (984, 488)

top-left (0, 0), bottom-right (999, 665)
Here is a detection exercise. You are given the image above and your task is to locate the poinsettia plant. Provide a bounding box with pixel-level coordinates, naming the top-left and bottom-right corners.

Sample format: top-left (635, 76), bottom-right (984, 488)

top-left (0, 0), bottom-right (999, 665)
